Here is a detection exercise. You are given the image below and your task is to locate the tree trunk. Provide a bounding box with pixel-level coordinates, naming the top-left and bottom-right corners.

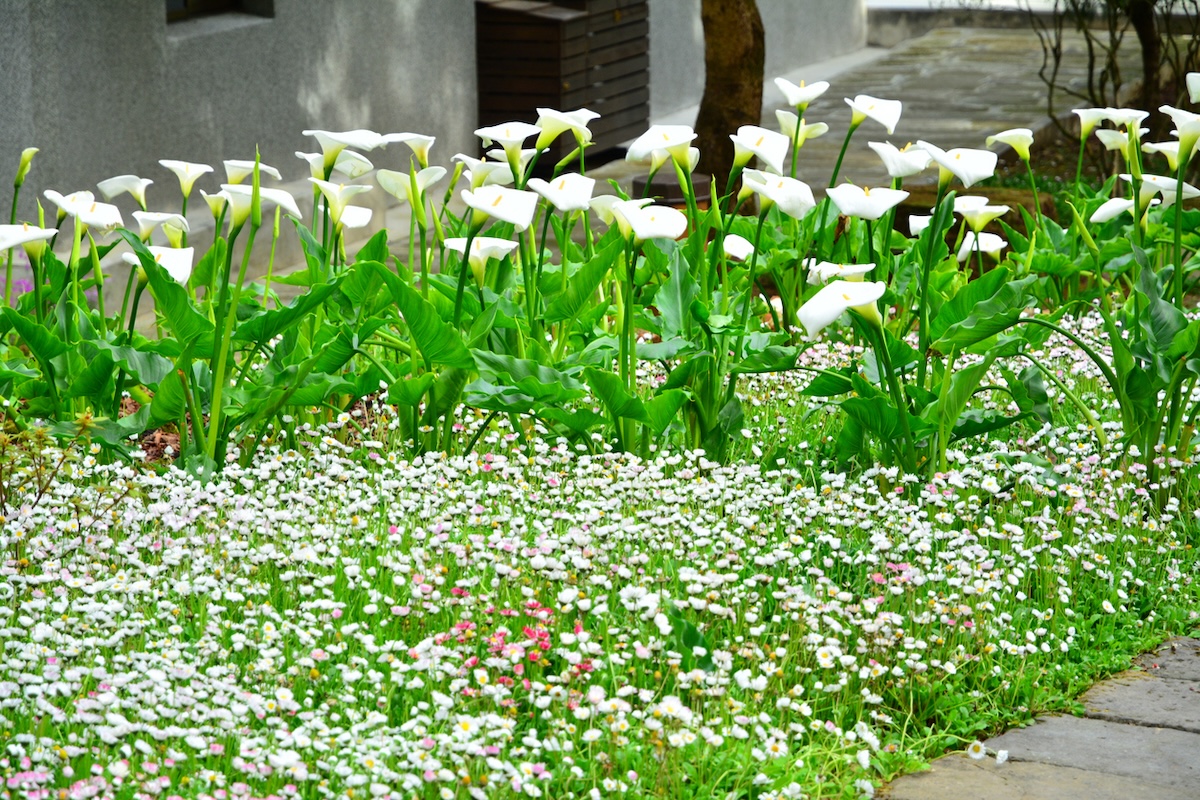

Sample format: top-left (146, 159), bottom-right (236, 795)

top-left (1128, 0), bottom-right (1161, 128)
top-left (694, 0), bottom-right (765, 182)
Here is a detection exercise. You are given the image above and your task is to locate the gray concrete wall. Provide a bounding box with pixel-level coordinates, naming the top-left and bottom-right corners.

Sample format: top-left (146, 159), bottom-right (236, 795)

top-left (0, 0), bottom-right (478, 221)
top-left (649, 0), bottom-right (868, 120)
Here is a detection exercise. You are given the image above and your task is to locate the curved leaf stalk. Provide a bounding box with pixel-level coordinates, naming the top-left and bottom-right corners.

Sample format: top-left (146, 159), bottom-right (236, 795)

top-left (935, 347), bottom-right (958, 475)
top-left (205, 219), bottom-right (259, 462)
top-left (916, 185), bottom-right (950, 388)
top-left (86, 233), bottom-right (107, 337)
top-left (865, 321), bottom-right (918, 473)
top-left (3, 182), bottom-right (19, 306)
top-left (1173, 149), bottom-right (1190, 306)
top-left (1021, 352), bottom-right (1107, 447)
top-left (451, 227), bottom-right (479, 328)
top-left (728, 212), bottom-right (770, 385)
top-left (262, 207), bottom-right (281, 309)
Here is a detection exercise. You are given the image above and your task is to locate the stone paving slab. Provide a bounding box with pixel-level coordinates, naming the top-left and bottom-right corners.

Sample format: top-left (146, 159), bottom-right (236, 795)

top-left (1082, 671), bottom-right (1200, 733)
top-left (984, 714), bottom-right (1200, 790)
top-left (1136, 636), bottom-right (1200, 682)
top-left (882, 752), bottom-right (1188, 800)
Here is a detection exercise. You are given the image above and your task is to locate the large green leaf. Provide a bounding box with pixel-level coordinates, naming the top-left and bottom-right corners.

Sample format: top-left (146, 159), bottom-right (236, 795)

top-left (928, 267), bottom-right (1010, 344)
top-left (65, 349), bottom-right (116, 400)
top-left (2, 307), bottom-right (67, 362)
top-left (733, 345), bottom-right (799, 376)
top-left (952, 409), bottom-right (1028, 441)
top-left (933, 275), bottom-right (1036, 350)
top-left (544, 238), bottom-right (621, 324)
top-left (233, 282), bottom-right (338, 344)
top-left (473, 351), bottom-right (585, 404)
top-left (92, 341), bottom-right (174, 387)
top-left (584, 368), bottom-right (648, 422)
top-left (801, 367), bottom-right (854, 397)
top-left (387, 373), bottom-right (436, 407)
top-left (644, 389), bottom-right (687, 437)
top-left (118, 231), bottom-right (214, 353)
top-left (656, 247), bottom-right (700, 339)
top-left (147, 350), bottom-right (192, 429)
top-left (355, 230), bottom-right (390, 265)
top-left (370, 262), bottom-right (474, 369)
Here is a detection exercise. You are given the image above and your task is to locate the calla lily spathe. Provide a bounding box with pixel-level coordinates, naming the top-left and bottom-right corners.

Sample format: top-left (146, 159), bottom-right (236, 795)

top-left (303, 129), bottom-right (391, 171)
top-left (15, 147), bottom-right (38, 188)
top-left (309, 178), bottom-right (372, 226)
top-left (1122, 172), bottom-right (1200, 209)
top-left (797, 279), bottom-right (886, 339)
top-left (97, 175), bottom-right (153, 209)
top-left (607, 199), bottom-right (687, 243)
top-left (1096, 127), bottom-right (1148, 164)
top-left (722, 234), bottom-right (755, 262)
top-left (626, 125), bottom-right (698, 169)
top-left (220, 184), bottom-right (303, 228)
top-left (953, 195), bottom-right (1010, 232)
top-left (1143, 141), bottom-right (1181, 172)
top-left (462, 185), bottom-right (539, 232)
top-left (389, 132), bottom-right (436, 168)
top-left (846, 95), bottom-right (902, 135)
top-left (867, 141), bottom-right (931, 179)
top-left (731, 125), bottom-right (791, 175)
top-left (741, 170), bottom-right (816, 219)
top-left (0, 223), bottom-right (56, 254)
top-left (123, 245), bottom-right (194, 284)
top-left (452, 154), bottom-right (515, 189)
top-left (445, 236), bottom-right (519, 287)
top-left (805, 259), bottom-right (874, 284)
top-left (775, 77), bottom-right (829, 111)
top-left (917, 141), bottom-right (997, 189)
top-left (159, 160), bottom-right (213, 198)
top-left (377, 167), bottom-right (447, 207)
top-left (775, 112), bottom-right (829, 147)
top-left (45, 190), bottom-right (124, 231)
top-left (957, 232), bottom-right (1007, 263)
top-left (296, 149), bottom-right (374, 180)
top-left (986, 128), bottom-right (1034, 162)
top-left (339, 205), bottom-right (373, 230)
top-left (526, 173), bottom-right (596, 213)
top-left (1159, 105), bottom-right (1200, 161)
top-left (535, 108), bottom-right (599, 151)
top-left (909, 214), bottom-right (932, 236)
top-left (826, 184), bottom-right (909, 221)
top-left (132, 211), bottom-right (189, 244)
top-left (224, 160), bottom-right (283, 184)
top-left (1090, 196), bottom-right (1158, 224)
top-left (1072, 108), bottom-right (1109, 140)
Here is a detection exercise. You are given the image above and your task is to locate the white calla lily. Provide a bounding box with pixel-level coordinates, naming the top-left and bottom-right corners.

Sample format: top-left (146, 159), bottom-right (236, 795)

top-left (535, 108), bottom-right (600, 150)
top-left (132, 211), bottom-right (190, 244)
top-left (45, 190), bottom-right (124, 231)
top-left (797, 280), bottom-right (886, 338)
top-left (731, 125), bottom-right (791, 175)
top-left (1122, 172), bottom-right (1200, 209)
top-left (867, 141), bottom-right (931, 180)
top-left (909, 214), bottom-right (932, 236)
top-left (123, 245), bottom-right (194, 284)
top-left (741, 169), bottom-right (816, 219)
top-left (0, 223), bottom-right (56, 254)
top-left (158, 160), bottom-right (213, 198)
top-left (608, 199), bottom-right (687, 243)
top-left (776, 112), bottom-right (829, 146)
top-left (846, 95), bottom-right (902, 135)
top-left (826, 184), bottom-right (909, 221)
top-left (804, 259), bottom-right (874, 284)
top-left (339, 205), bottom-right (373, 230)
top-left (97, 175), bottom-right (153, 209)
top-left (453, 154), bottom-right (515, 189)
top-left (1072, 108), bottom-right (1109, 140)
top-left (722, 234), bottom-right (755, 262)
top-left (917, 141), bottom-right (997, 189)
top-left (526, 173), bottom-right (596, 213)
top-left (462, 185), bottom-right (539, 232)
top-left (953, 195), bottom-right (1010, 232)
top-left (957, 231), bottom-right (1007, 263)
top-left (1142, 141), bottom-right (1181, 172)
top-left (775, 77), bottom-right (829, 110)
top-left (377, 167), bottom-right (448, 207)
top-left (224, 160), bottom-right (282, 184)
top-left (308, 178), bottom-right (372, 226)
top-left (303, 129), bottom-right (390, 172)
top-left (445, 236), bottom-right (519, 287)
top-left (626, 125), bottom-right (698, 169)
top-left (986, 127), bottom-right (1034, 162)
top-left (1159, 105), bottom-right (1200, 162)
top-left (385, 132), bottom-right (436, 168)
top-left (296, 150), bottom-right (374, 180)
top-left (220, 184), bottom-right (302, 228)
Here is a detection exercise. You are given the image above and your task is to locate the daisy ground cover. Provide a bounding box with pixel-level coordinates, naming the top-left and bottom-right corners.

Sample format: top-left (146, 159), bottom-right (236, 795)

top-left (1, 328), bottom-right (1198, 800)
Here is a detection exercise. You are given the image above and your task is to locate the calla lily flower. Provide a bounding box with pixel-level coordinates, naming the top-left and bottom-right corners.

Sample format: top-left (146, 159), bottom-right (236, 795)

top-left (608, 199), bottom-right (687, 243)
top-left (159, 160), bottom-right (214, 198)
top-left (826, 184), bottom-right (909, 221)
top-left (643, 146), bottom-right (701, 175)
top-left (731, 125), bottom-right (791, 175)
top-left (200, 189), bottom-right (227, 220)
top-left (1090, 197), bottom-right (1148, 224)
top-left (917, 141), bottom-right (997, 189)
top-left (741, 169), bottom-right (816, 219)
top-left (45, 190), bottom-right (124, 231)
top-left (909, 214), bottom-right (932, 236)
top-left (797, 279), bottom-right (886, 338)
top-left (1159, 105), bottom-right (1200, 161)
top-left (535, 108), bottom-right (600, 151)
top-left (445, 236), bottom-right (519, 287)
top-left (453, 154), bottom-right (515, 189)
top-left (1189, 72), bottom-right (1200, 103)
top-left (308, 178), bottom-right (372, 226)
top-left (0, 223), bottom-right (56, 254)
top-left (526, 173), bottom-right (596, 213)
top-left (462, 185), bottom-right (539, 232)
top-left (626, 125), bottom-right (698, 169)
top-left (303, 129), bottom-right (390, 171)
top-left (475, 121), bottom-right (542, 177)
top-left (377, 166), bottom-right (448, 207)
top-left (868, 141), bottom-right (931, 179)
top-left (953, 195), bottom-right (1010, 232)
top-left (1072, 108), bottom-right (1110, 140)
top-left (132, 211), bottom-right (190, 245)
top-left (123, 245), bottom-right (194, 284)
top-left (97, 175), bottom-right (153, 210)
top-left (15, 147), bottom-right (39, 188)
top-left (805, 259), bottom-right (874, 284)
top-left (722, 234), bottom-right (755, 262)
top-left (957, 231), bottom-right (1007, 263)
top-left (224, 160), bottom-right (282, 184)
top-left (487, 147), bottom-right (538, 175)
top-left (220, 184), bottom-right (303, 228)
top-left (775, 77), bottom-right (830, 111)
top-left (1104, 107), bottom-right (1150, 131)
top-left (1143, 141), bottom-right (1181, 172)
top-left (589, 195), bottom-right (646, 228)
top-left (1096, 127), bottom-right (1148, 164)
top-left (385, 132), bottom-right (436, 168)
top-left (986, 128), bottom-right (1034, 162)
top-left (1122, 172), bottom-right (1200, 209)
top-left (296, 150), bottom-right (374, 180)
top-left (339, 205), bottom-right (373, 230)
top-left (846, 95), bottom-right (902, 135)
top-left (776, 112), bottom-right (829, 146)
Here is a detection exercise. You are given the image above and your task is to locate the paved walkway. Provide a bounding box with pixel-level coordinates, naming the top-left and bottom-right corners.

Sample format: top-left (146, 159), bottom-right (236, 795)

top-left (593, 16), bottom-right (1136, 191)
top-left (882, 637), bottom-right (1200, 799)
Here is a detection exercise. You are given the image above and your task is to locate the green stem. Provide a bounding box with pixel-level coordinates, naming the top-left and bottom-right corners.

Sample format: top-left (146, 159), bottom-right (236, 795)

top-left (730, 213), bottom-right (770, 372)
top-left (866, 321), bottom-right (917, 472)
top-left (1173, 151), bottom-right (1190, 307)
top-left (263, 207), bottom-right (281, 309)
top-left (206, 221), bottom-right (259, 462)
top-left (1024, 159), bottom-right (1043, 239)
top-left (916, 184), bottom-right (949, 388)
top-left (86, 232), bottom-right (107, 336)
top-left (452, 227), bottom-right (479, 328)
top-left (3, 188), bottom-right (18, 306)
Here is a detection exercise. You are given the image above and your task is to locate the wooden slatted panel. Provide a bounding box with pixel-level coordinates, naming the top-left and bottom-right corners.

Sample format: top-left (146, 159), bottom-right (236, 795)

top-left (476, 0), bottom-right (649, 165)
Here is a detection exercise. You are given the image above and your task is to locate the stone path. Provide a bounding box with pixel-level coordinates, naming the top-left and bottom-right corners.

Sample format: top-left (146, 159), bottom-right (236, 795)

top-left (882, 637), bottom-right (1200, 799)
